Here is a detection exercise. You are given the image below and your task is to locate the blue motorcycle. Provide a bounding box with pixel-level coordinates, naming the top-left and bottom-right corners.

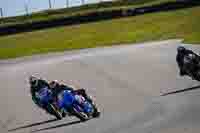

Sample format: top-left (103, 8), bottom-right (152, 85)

top-left (36, 87), bottom-right (63, 120)
top-left (57, 90), bottom-right (100, 121)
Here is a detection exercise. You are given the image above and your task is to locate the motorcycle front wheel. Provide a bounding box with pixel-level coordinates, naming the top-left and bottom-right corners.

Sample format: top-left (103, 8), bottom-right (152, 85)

top-left (72, 107), bottom-right (89, 121)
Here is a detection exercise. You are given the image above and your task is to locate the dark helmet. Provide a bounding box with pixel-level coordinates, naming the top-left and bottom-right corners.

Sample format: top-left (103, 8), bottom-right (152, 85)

top-left (29, 75), bottom-right (39, 87)
top-left (177, 46), bottom-right (186, 53)
top-left (49, 80), bottom-right (59, 89)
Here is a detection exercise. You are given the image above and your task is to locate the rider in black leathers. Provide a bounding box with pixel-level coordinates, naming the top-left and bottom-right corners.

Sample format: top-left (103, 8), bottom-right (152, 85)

top-left (176, 46), bottom-right (200, 79)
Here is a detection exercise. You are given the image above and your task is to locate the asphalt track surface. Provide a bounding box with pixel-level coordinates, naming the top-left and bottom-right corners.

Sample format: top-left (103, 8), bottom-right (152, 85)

top-left (1, 40), bottom-right (200, 133)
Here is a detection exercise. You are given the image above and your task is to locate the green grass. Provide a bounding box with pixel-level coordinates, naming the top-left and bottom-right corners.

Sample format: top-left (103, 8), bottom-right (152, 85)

top-left (0, 6), bottom-right (199, 59)
top-left (0, 0), bottom-right (174, 28)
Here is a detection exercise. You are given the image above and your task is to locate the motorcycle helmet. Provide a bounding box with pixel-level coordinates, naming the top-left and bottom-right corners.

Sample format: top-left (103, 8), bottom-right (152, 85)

top-left (29, 75), bottom-right (38, 87)
top-left (75, 95), bottom-right (85, 104)
top-left (177, 46), bottom-right (186, 53)
top-left (49, 80), bottom-right (59, 89)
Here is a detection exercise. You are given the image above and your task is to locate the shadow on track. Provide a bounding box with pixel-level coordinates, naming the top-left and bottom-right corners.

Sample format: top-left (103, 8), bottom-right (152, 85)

top-left (31, 120), bottom-right (82, 133)
top-left (161, 85), bottom-right (200, 96)
top-left (8, 118), bottom-right (58, 132)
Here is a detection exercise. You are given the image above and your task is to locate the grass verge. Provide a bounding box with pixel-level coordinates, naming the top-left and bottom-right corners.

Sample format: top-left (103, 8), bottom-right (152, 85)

top-left (0, 6), bottom-right (199, 59)
top-left (0, 0), bottom-right (174, 28)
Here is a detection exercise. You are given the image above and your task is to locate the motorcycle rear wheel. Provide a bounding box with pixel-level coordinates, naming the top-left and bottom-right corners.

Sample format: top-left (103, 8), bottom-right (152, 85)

top-left (48, 104), bottom-right (62, 120)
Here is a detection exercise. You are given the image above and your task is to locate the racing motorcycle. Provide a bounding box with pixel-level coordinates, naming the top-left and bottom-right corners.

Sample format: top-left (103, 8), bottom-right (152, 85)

top-left (181, 53), bottom-right (200, 81)
top-left (35, 87), bottom-right (63, 120)
top-left (57, 90), bottom-right (100, 121)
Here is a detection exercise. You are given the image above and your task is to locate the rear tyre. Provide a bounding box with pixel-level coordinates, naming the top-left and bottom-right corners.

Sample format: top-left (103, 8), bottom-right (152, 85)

top-left (48, 104), bottom-right (62, 120)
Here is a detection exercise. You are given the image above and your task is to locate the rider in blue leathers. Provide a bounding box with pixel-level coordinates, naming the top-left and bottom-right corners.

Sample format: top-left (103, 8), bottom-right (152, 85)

top-left (49, 80), bottom-right (94, 117)
top-left (49, 80), bottom-right (92, 103)
top-left (29, 76), bottom-right (60, 116)
top-left (29, 76), bottom-right (49, 107)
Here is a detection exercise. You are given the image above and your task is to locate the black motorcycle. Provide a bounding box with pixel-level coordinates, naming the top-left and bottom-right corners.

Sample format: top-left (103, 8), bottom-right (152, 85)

top-left (181, 53), bottom-right (200, 81)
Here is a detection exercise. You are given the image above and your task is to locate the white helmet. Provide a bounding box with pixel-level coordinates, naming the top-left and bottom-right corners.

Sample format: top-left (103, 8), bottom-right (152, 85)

top-left (75, 95), bottom-right (85, 104)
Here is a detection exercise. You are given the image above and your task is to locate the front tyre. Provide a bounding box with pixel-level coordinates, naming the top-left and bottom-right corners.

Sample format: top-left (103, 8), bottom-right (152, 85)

top-left (91, 104), bottom-right (100, 118)
top-left (72, 107), bottom-right (89, 121)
